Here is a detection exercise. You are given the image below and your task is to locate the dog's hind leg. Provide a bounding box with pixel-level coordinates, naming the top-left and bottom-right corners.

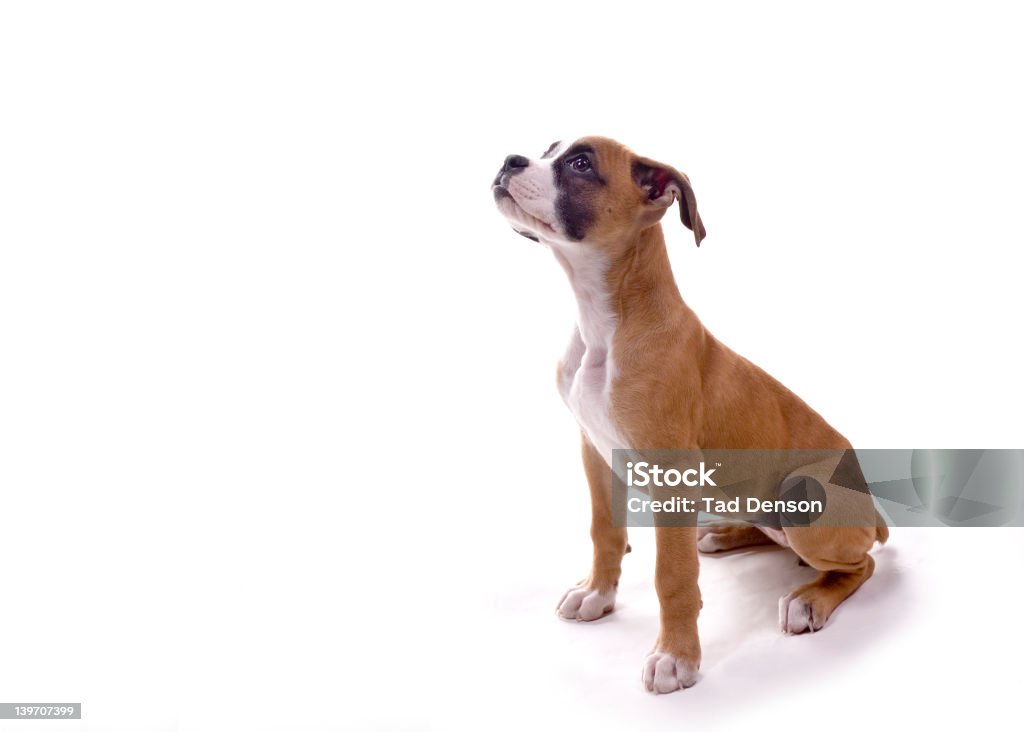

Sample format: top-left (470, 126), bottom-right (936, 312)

top-left (771, 450), bottom-right (884, 633)
top-left (777, 525), bottom-right (877, 634)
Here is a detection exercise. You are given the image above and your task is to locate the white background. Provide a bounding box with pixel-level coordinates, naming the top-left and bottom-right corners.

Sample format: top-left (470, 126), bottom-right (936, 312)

top-left (1, 1), bottom-right (1023, 730)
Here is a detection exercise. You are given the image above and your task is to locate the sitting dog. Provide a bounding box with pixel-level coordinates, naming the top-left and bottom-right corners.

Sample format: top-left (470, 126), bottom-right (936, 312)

top-left (492, 136), bottom-right (887, 694)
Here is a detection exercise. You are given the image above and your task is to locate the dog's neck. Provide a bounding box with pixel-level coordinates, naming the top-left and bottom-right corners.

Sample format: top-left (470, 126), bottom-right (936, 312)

top-left (607, 225), bottom-right (688, 324)
top-left (550, 240), bottom-right (616, 366)
top-left (551, 224), bottom-right (691, 356)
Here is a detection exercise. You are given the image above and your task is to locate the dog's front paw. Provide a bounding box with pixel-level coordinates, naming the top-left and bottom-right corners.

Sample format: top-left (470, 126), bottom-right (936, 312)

top-left (642, 651), bottom-right (699, 694)
top-left (556, 584), bottom-right (616, 621)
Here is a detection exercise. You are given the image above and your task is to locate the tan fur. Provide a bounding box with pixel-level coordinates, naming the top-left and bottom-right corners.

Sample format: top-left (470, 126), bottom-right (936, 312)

top-left (581, 435), bottom-right (628, 595)
top-left (564, 137), bottom-right (886, 681)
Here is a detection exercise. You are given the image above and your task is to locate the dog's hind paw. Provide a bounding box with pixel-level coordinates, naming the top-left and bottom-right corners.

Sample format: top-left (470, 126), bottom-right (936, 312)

top-left (556, 585), bottom-right (616, 621)
top-left (778, 590), bottom-right (827, 634)
top-left (642, 651), bottom-right (699, 694)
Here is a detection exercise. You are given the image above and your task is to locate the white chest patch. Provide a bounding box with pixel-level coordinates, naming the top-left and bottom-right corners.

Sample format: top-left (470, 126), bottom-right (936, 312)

top-left (551, 244), bottom-right (628, 466)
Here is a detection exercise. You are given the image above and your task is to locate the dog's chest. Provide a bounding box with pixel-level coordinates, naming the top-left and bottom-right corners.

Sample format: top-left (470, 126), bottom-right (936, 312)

top-left (550, 245), bottom-right (629, 465)
top-left (557, 328), bottom-right (626, 466)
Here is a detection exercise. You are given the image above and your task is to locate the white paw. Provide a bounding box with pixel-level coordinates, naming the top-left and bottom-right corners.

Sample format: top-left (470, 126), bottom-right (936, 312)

top-left (556, 585), bottom-right (616, 621)
top-left (642, 651), bottom-right (698, 694)
top-left (778, 591), bottom-right (825, 634)
top-left (697, 531), bottom-right (728, 553)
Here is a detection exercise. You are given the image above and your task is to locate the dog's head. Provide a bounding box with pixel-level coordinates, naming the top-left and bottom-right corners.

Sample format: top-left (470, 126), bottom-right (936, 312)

top-left (492, 136), bottom-right (706, 250)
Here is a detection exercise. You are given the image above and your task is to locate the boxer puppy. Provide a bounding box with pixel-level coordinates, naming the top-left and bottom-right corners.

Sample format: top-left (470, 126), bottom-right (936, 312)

top-left (491, 137), bottom-right (888, 694)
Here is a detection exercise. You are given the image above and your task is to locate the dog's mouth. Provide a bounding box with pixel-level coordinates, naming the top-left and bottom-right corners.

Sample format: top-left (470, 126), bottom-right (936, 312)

top-left (492, 185), bottom-right (555, 241)
top-left (512, 227), bottom-right (540, 242)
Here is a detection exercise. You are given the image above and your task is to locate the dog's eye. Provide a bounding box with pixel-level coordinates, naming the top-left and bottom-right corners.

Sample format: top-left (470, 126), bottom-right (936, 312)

top-left (568, 155), bottom-right (592, 173)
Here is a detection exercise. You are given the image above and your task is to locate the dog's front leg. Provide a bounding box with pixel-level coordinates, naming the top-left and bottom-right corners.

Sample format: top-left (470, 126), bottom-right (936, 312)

top-left (556, 434), bottom-right (628, 621)
top-left (643, 525), bottom-right (701, 693)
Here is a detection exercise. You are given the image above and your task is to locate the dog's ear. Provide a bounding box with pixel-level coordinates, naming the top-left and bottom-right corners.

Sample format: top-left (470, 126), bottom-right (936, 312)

top-left (632, 157), bottom-right (707, 247)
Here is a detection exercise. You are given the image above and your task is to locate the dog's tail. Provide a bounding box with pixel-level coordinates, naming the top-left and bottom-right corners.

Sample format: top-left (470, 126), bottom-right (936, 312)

top-left (874, 507), bottom-right (889, 544)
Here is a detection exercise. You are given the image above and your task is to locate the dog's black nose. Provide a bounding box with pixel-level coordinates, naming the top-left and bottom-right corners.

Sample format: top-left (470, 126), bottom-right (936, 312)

top-left (502, 154), bottom-right (530, 172)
